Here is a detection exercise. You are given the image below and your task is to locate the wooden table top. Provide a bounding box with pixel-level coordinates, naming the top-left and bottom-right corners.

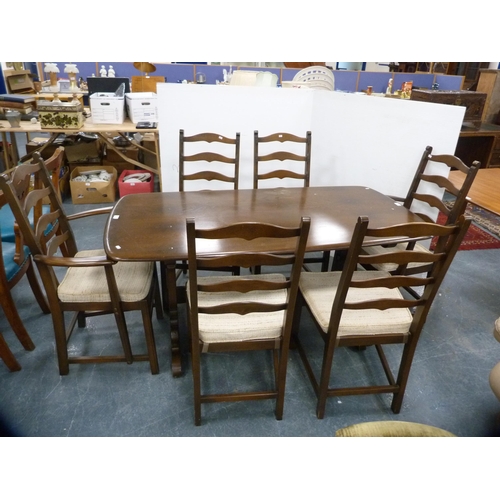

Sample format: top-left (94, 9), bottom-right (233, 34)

top-left (0, 116), bottom-right (158, 134)
top-left (104, 186), bottom-right (424, 262)
top-left (449, 168), bottom-right (500, 217)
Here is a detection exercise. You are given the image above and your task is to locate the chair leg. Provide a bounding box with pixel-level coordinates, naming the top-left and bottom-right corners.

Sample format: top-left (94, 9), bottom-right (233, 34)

top-left (320, 251), bottom-right (331, 272)
top-left (25, 261), bottom-right (50, 314)
top-left (153, 266), bottom-right (164, 320)
top-left (140, 302), bottom-right (159, 375)
top-left (77, 311), bottom-right (86, 328)
top-left (192, 346), bottom-right (202, 426)
top-left (0, 331), bottom-right (22, 372)
top-left (52, 310), bottom-right (70, 375)
top-left (112, 308), bottom-right (134, 365)
top-left (275, 342), bottom-right (290, 421)
top-left (316, 338), bottom-right (338, 419)
top-left (0, 286), bottom-right (35, 351)
top-left (330, 249), bottom-right (348, 271)
top-left (190, 312), bottom-right (202, 425)
top-left (391, 340), bottom-right (419, 413)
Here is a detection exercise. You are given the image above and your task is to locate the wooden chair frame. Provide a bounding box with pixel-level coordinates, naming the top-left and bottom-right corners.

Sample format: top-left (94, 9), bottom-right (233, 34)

top-left (358, 146), bottom-right (480, 297)
top-left (0, 148), bottom-right (64, 371)
top-left (293, 215), bottom-right (471, 419)
top-left (253, 130), bottom-right (329, 272)
top-left (0, 152), bottom-right (163, 375)
top-left (253, 130), bottom-right (311, 189)
top-left (179, 129), bottom-right (240, 192)
top-left (186, 216), bottom-right (310, 425)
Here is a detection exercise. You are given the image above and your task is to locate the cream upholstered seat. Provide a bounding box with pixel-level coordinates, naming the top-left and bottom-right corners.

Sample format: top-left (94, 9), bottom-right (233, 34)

top-left (186, 216), bottom-right (310, 426)
top-left (187, 274), bottom-right (286, 343)
top-left (299, 270), bottom-right (413, 337)
top-left (0, 153), bottom-right (162, 376)
top-left (59, 249), bottom-right (154, 303)
top-left (293, 215), bottom-right (470, 419)
top-left (362, 242), bottom-right (432, 272)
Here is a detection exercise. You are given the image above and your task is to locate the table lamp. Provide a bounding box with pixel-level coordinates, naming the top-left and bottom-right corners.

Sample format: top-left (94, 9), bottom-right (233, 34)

top-left (64, 63), bottom-right (80, 91)
top-left (44, 63), bottom-right (60, 92)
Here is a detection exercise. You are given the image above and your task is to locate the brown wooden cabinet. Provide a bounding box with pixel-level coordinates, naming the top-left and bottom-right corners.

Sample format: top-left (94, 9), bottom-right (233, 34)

top-left (457, 123), bottom-right (500, 168)
top-left (477, 69), bottom-right (500, 124)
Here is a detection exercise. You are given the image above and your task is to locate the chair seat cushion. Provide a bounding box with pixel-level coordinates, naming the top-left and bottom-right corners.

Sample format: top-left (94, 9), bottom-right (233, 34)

top-left (2, 241), bottom-right (29, 282)
top-left (58, 249), bottom-right (154, 303)
top-left (299, 270), bottom-right (413, 336)
top-left (490, 361), bottom-right (500, 401)
top-left (494, 317), bottom-right (500, 344)
top-left (362, 242), bottom-right (431, 272)
top-left (187, 273), bottom-right (287, 344)
top-left (335, 420), bottom-right (455, 437)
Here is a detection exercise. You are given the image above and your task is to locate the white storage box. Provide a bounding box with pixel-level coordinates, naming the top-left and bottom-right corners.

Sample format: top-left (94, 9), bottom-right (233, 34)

top-left (90, 92), bottom-right (125, 124)
top-left (125, 92), bottom-right (158, 123)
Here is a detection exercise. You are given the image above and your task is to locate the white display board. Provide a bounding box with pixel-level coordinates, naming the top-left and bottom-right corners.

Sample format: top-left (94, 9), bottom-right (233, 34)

top-left (157, 83), bottom-right (465, 203)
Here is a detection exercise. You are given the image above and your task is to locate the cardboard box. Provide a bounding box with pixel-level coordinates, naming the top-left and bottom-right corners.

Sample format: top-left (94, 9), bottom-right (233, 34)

top-left (105, 144), bottom-right (139, 163)
top-left (65, 140), bottom-right (102, 163)
top-left (38, 100), bottom-right (84, 129)
top-left (118, 170), bottom-right (154, 197)
top-left (125, 92), bottom-right (158, 123)
top-left (90, 92), bottom-right (125, 124)
top-left (70, 165), bottom-right (117, 204)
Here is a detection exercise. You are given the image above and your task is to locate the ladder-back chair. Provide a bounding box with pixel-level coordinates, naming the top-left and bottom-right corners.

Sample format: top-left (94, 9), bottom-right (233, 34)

top-left (294, 215), bottom-right (470, 419)
top-left (0, 152), bottom-right (163, 375)
top-left (186, 216), bottom-right (310, 425)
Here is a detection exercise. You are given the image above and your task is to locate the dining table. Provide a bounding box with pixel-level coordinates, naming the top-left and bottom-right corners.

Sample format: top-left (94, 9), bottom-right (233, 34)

top-left (104, 185), bottom-right (425, 377)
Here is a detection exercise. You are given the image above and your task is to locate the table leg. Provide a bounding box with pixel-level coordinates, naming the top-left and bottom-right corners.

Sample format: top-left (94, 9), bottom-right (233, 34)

top-left (1, 132), bottom-right (10, 170)
top-left (164, 262), bottom-right (183, 377)
top-left (9, 132), bottom-right (19, 165)
top-left (331, 249), bottom-right (348, 271)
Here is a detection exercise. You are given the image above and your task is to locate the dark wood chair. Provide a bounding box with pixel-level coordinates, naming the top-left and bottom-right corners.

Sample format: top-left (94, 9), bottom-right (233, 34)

top-left (359, 146), bottom-right (480, 296)
top-left (0, 152), bottom-right (163, 376)
top-left (0, 327), bottom-right (22, 372)
top-left (253, 130), bottom-right (330, 272)
top-left (186, 216), bottom-right (310, 425)
top-left (253, 131), bottom-right (311, 189)
top-left (179, 129), bottom-right (240, 192)
top-left (0, 149), bottom-right (66, 371)
top-left (293, 214), bottom-right (470, 419)
top-left (0, 219), bottom-right (42, 370)
top-left (173, 129), bottom-right (242, 281)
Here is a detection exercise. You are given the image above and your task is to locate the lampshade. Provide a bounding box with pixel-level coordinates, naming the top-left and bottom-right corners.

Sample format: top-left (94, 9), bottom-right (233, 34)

top-left (64, 63), bottom-right (79, 74)
top-left (44, 63), bottom-right (60, 73)
top-left (134, 62), bottom-right (156, 75)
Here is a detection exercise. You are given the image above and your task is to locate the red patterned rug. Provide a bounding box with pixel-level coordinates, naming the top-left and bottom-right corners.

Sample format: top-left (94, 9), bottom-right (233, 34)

top-left (430, 207), bottom-right (500, 251)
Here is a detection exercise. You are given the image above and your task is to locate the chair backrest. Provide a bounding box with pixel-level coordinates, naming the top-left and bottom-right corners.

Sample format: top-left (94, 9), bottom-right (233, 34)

top-left (0, 152), bottom-right (78, 270)
top-left (32, 146), bottom-right (65, 222)
top-left (179, 129), bottom-right (240, 191)
top-left (253, 131), bottom-right (311, 189)
top-left (186, 216), bottom-right (311, 344)
top-left (403, 145), bottom-right (480, 224)
top-left (329, 215), bottom-right (471, 342)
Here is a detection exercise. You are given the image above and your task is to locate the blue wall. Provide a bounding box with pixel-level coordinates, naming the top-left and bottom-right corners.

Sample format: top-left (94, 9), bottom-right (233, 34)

top-left (31, 63), bottom-right (466, 93)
